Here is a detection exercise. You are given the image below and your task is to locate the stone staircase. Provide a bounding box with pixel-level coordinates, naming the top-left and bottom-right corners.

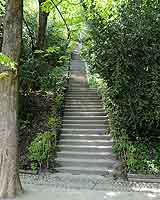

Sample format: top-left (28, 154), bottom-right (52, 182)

top-left (55, 52), bottom-right (117, 175)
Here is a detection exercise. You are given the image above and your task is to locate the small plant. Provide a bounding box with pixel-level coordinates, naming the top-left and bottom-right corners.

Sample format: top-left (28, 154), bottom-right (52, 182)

top-left (126, 142), bottom-right (150, 174)
top-left (48, 116), bottom-right (62, 129)
top-left (53, 94), bottom-right (64, 112)
top-left (154, 144), bottom-right (160, 171)
top-left (28, 131), bottom-right (56, 171)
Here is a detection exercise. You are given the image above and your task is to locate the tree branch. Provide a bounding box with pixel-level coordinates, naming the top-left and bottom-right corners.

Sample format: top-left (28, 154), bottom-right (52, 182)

top-left (50, 0), bottom-right (71, 41)
top-left (57, 0), bottom-right (63, 6)
top-left (23, 16), bottom-right (35, 52)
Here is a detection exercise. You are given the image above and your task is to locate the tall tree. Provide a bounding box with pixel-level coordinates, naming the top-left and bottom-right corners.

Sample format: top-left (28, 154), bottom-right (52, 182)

top-left (0, 0), bottom-right (23, 198)
top-left (37, 0), bottom-right (49, 49)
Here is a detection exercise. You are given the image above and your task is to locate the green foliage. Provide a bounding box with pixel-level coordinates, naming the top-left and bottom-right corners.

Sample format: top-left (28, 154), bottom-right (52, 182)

top-left (0, 72), bottom-right (8, 80)
top-left (48, 116), bottom-right (62, 129)
top-left (0, 54), bottom-right (17, 80)
top-left (20, 2), bottom-right (71, 93)
top-left (113, 138), bottom-right (160, 174)
top-left (53, 94), bottom-right (65, 112)
top-left (28, 132), bottom-right (56, 170)
top-left (0, 0), bottom-right (5, 15)
top-left (41, 0), bottom-right (52, 13)
top-left (19, 0), bottom-right (85, 172)
top-left (84, 0), bottom-right (160, 136)
top-left (0, 53), bottom-right (16, 68)
top-left (20, 44), bottom-right (69, 93)
top-left (39, 65), bottom-right (68, 92)
top-left (82, 0), bottom-right (160, 174)
top-left (87, 63), bottom-right (160, 174)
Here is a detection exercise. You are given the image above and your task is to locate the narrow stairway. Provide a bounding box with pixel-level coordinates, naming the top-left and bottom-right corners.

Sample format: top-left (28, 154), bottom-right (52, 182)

top-left (55, 49), bottom-right (117, 175)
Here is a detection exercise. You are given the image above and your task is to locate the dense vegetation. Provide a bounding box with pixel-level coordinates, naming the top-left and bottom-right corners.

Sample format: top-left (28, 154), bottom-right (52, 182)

top-left (0, 1), bottom-right (84, 195)
top-left (19, 0), bottom-right (84, 172)
top-left (82, 0), bottom-right (160, 175)
top-left (0, 0), bottom-right (160, 198)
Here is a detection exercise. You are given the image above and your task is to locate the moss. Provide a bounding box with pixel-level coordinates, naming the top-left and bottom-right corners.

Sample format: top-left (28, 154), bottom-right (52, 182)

top-left (0, 72), bottom-right (9, 80)
top-left (0, 53), bottom-right (17, 69)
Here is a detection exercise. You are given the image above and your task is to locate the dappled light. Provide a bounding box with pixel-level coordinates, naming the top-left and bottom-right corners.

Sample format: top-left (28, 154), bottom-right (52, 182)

top-left (0, 0), bottom-right (160, 199)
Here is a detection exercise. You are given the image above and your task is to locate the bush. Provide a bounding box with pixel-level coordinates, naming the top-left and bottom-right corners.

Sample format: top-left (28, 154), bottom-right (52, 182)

top-left (82, 0), bottom-right (160, 174)
top-left (48, 116), bottom-right (62, 129)
top-left (28, 131), bottom-right (56, 171)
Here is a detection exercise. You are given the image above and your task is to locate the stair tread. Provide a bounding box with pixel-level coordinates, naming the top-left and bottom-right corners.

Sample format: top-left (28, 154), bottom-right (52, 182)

top-left (61, 128), bottom-right (106, 131)
top-left (63, 116), bottom-right (107, 118)
top-left (58, 144), bottom-right (112, 148)
top-left (64, 111), bottom-right (107, 117)
top-left (57, 151), bottom-right (112, 155)
top-left (60, 139), bottom-right (112, 142)
top-left (65, 95), bottom-right (100, 99)
top-left (55, 51), bottom-right (115, 175)
top-left (63, 120), bottom-right (107, 122)
top-left (63, 124), bottom-right (107, 126)
top-left (64, 111), bottom-right (106, 113)
top-left (55, 166), bottom-right (113, 171)
top-left (64, 109), bottom-right (104, 110)
top-left (55, 157), bottom-right (116, 163)
top-left (65, 99), bottom-right (101, 101)
top-left (63, 119), bottom-right (107, 121)
top-left (60, 134), bottom-right (109, 137)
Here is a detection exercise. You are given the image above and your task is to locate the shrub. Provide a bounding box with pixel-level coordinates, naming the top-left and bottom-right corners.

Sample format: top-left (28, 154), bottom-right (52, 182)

top-left (82, 0), bottom-right (160, 174)
top-left (53, 94), bottom-right (65, 113)
top-left (48, 116), bottom-right (62, 129)
top-left (28, 131), bottom-right (56, 171)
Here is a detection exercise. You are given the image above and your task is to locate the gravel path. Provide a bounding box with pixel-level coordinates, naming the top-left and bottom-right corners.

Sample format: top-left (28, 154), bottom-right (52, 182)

top-left (20, 173), bottom-right (160, 193)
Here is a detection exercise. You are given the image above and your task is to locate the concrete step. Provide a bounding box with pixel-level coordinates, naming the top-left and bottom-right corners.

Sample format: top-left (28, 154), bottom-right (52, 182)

top-left (69, 83), bottom-right (89, 87)
top-left (61, 129), bottom-right (107, 135)
top-left (70, 76), bottom-right (86, 79)
top-left (70, 84), bottom-right (88, 87)
top-left (67, 91), bottom-right (97, 95)
top-left (68, 88), bottom-right (97, 92)
top-left (55, 158), bottom-right (116, 168)
top-left (65, 97), bottom-right (100, 101)
top-left (59, 139), bottom-right (113, 146)
top-left (66, 94), bottom-right (99, 98)
top-left (69, 81), bottom-right (88, 84)
top-left (57, 145), bottom-right (112, 152)
top-left (63, 112), bottom-right (106, 117)
top-left (71, 70), bottom-right (85, 73)
top-left (55, 55), bottom-right (116, 176)
top-left (63, 120), bottom-right (108, 125)
top-left (63, 116), bottom-right (107, 120)
top-left (69, 85), bottom-right (88, 87)
top-left (66, 95), bottom-right (99, 99)
top-left (70, 73), bottom-right (85, 76)
top-left (64, 105), bottom-right (103, 109)
top-left (62, 124), bottom-right (107, 129)
top-left (65, 98), bottom-right (101, 102)
top-left (55, 166), bottom-right (113, 175)
top-left (60, 134), bottom-right (111, 140)
top-left (65, 102), bottom-right (102, 106)
top-left (70, 77), bottom-right (86, 81)
top-left (64, 108), bottom-right (104, 112)
top-left (56, 151), bottom-right (114, 160)
top-left (65, 102), bottom-right (103, 106)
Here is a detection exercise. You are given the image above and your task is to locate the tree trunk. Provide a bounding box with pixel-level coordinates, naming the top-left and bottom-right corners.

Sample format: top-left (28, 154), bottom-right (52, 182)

top-left (0, 0), bottom-right (23, 198)
top-left (36, 0), bottom-right (49, 49)
top-left (0, 75), bottom-right (23, 198)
